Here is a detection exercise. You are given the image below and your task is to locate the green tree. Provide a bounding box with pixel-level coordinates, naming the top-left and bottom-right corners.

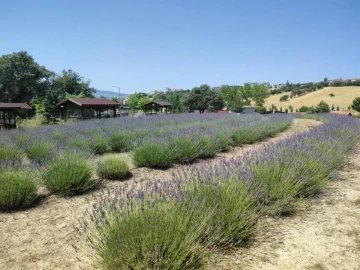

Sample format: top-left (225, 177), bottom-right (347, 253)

top-left (285, 108), bottom-right (288, 113)
top-left (289, 105), bottom-right (293, 112)
top-left (220, 85), bottom-right (246, 113)
top-left (251, 83), bottom-right (269, 106)
top-left (166, 91), bottom-right (189, 113)
top-left (240, 83), bottom-right (253, 104)
top-left (35, 70), bottom-right (95, 123)
top-left (0, 51), bottom-right (51, 103)
top-left (138, 96), bottom-right (151, 110)
top-left (351, 97), bottom-right (360, 112)
top-left (331, 104), bottom-right (335, 111)
top-left (111, 97), bottom-right (120, 103)
top-left (181, 84), bottom-right (224, 113)
top-left (53, 69), bottom-right (95, 98)
top-left (127, 92), bottom-right (151, 111)
top-left (336, 106), bottom-right (340, 111)
top-left (299, 106), bottom-right (310, 112)
top-left (315, 101), bottom-right (330, 113)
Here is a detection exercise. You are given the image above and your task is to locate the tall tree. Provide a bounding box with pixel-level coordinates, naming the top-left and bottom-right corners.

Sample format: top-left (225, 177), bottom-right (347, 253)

top-left (251, 83), bottom-right (269, 106)
top-left (166, 91), bottom-right (188, 113)
top-left (181, 84), bottom-right (224, 113)
top-left (220, 85), bottom-right (246, 113)
top-left (0, 51), bottom-right (51, 103)
top-left (35, 70), bottom-right (95, 123)
top-left (127, 92), bottom-right (150, 111)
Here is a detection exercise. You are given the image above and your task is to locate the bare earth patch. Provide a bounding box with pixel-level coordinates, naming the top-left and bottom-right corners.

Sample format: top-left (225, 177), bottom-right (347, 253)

top-left (212, 146), bottom-right (360, 270)
top-left (0, 118), bottom-right (321, 270)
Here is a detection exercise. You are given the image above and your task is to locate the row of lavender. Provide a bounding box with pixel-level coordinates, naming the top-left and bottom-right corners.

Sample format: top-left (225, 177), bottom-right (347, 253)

top-left (0, 113), bottom-right (293, 210)
top-left (0, 113), bottom-right (292, 168)
top-left (80, 115), bottom-right (360, 270)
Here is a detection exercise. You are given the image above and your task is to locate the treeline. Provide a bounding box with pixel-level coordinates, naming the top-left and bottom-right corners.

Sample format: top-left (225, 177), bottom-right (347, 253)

top-left (127, 83), bottom-right (270, 113)
top-left (270, 81), bottom-right (328, 97)
top-left (0, 51), bottom-right (95, 123)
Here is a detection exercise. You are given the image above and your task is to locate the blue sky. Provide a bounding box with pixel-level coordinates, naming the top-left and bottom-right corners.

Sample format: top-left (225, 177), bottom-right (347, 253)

top-left (1, 0), bottom-right (359, 94)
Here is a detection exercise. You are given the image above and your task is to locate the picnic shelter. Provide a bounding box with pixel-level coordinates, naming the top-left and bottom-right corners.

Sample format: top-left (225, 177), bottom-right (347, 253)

top-left (0, 103), bottom-right (32, 130)
top-left (143, 100), bottom-right (173, 114)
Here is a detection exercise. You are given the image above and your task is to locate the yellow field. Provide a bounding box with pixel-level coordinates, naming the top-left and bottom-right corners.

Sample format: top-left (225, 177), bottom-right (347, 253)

top-left (265, 86), bottom-right (360, 110)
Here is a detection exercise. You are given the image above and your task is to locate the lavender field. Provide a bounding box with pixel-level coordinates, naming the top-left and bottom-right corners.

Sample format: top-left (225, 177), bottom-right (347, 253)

top-left (0, 113), bottom-right (293, 209)
top-left (79, 114), bottom-right (360, 269)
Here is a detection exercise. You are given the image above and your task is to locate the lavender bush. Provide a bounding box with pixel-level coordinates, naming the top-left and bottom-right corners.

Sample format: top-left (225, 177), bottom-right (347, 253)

top-left (79, 115), bottom-right (360, 269)
top-left (42, 152), bottom-right (95, 196)
top-left (97, 157), bottom-right (130, 180)
top-left (0, 169), bottom-right (38, 209)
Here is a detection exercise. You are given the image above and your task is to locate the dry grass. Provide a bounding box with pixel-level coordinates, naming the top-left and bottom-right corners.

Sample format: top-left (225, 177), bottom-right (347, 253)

top-left (265, 86), bottom-right (360, 111)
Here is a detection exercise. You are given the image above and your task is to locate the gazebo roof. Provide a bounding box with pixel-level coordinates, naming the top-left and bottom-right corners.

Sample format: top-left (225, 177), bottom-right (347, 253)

top-left (143, 100), bottom-right (173, 107)
top-left (57, 98), bottom-right (119, 107)
top-left (0, 103), bottom-right (32, 110)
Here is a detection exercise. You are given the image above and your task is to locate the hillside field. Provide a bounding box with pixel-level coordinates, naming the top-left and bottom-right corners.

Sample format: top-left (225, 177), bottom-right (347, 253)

top-left (265, 86), bottom-right (360, 110)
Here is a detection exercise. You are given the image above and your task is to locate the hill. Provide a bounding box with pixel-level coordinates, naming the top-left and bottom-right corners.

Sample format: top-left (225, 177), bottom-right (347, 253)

top-left (95, 90), bottom-right (128, 99)
top-left (265, 86), bottom-right (360, 110)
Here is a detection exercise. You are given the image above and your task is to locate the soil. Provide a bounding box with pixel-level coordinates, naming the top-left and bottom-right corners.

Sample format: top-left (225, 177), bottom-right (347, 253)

top-left (0, 118), bottom-right (340, 270)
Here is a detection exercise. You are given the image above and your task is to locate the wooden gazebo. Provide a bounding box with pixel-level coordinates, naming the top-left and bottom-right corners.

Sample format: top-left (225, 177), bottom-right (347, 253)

top-left (0, 103), bottom-right (32, 130)
top-left (143, 100), bottom-right (173, 114)
top-left (57, 98), bottom-right (121, 120)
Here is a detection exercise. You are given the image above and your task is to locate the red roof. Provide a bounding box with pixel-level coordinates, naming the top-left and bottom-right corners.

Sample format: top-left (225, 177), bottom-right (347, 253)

top-left (57, 98), bottom-right (119, 107)
top-left (0, 103), bottom-right (32, 110)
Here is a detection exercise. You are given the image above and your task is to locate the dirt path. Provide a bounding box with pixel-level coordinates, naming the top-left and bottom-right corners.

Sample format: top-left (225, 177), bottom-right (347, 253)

top-left (213, 146), bottom-right (360, 270)
top-left (0, 119), bottom-right (320, 270)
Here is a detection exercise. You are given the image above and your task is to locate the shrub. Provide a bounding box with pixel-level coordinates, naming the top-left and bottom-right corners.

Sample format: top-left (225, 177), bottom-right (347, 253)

top-left (251, 161), bottom-right (301, 215)
top-left (279, 94), bottom-right (289, 102)
top-left (42, 153), bottom-right (95, 196)
top-left (133, 142), bottom-right (174, 168)
top-left (315, 100), bottom-right (330, 113)
top-left (171, 137), bottom-right (199, 163)
top-left (82, 198), bottom-right (209, 270)
top-left (329, 93), bottom-right (335, 97)
top-left (197, 136), bottom-right (218, 159)
top-left (90, 136), bottom-right (109, 155)
top-left (337, 106), bottom-right (340, 111)
top-left (52, 131), bottom-right (66, 140)
top-left (331, 104), bottom-right (335, 111)
top-left (285, 108), bottom-right (288, 113)
top-left (25, 141), bottom-right (54, 163)
top-left (299, 106), bottom-right (310, 112)
top-left (185, 180), bottom-right (259, 248)
top-left (0, 145), bottom-right (24, 166)
top-left (255, 106), bottom-right (266, 114)
top-left (0, 170), bottom-right (38, 209)
top-left (97, 157), bottom-right (129, 180)
top-left (351, 97), bottom-right (360, 112)
top-left (67, 137), bottom-right (90, 149)
top-left (109, 132), bottom-right (131, 152)
top-left (295, 108), bottom-right (299, 112)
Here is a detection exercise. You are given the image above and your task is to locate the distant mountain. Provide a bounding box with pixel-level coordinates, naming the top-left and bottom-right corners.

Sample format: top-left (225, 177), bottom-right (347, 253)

top-left (95, 90), bottom-right (128, 99)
